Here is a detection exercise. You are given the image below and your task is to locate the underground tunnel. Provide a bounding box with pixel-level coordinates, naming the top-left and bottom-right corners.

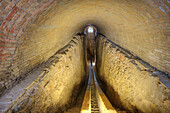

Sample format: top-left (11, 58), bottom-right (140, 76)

top-left (0, 0), bottom-right (170, 113)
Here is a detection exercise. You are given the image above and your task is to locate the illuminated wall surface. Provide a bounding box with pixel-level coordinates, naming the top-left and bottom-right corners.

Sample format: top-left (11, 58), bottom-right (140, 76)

top-left (0, 0), bottom-right (169, 112)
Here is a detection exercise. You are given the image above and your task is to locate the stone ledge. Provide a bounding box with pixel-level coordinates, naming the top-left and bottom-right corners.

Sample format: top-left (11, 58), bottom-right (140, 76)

top-left (3, 35), bottom-right (86, 113)
top-left (96, 36), bottom-right (170, 113)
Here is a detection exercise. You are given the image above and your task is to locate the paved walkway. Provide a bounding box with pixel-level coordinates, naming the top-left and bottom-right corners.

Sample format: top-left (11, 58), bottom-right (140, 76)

top-left (0, 66), bottom-right (43, 112)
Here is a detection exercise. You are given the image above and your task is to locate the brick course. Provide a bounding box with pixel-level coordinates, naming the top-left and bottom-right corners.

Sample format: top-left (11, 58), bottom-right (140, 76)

top-left (0, 0), bottom-right (55, 94)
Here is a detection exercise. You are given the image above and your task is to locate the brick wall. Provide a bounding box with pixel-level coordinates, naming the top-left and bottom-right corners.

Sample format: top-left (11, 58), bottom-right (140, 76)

top-left (0, 0), bottom-right (169, 94)
top-left (0, 0), bottom-right (55, 93)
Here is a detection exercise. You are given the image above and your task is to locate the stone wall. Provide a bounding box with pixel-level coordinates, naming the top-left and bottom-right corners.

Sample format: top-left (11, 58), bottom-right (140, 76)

top-left (96, 36), bottom-right (170, 113)
top-left (4, 36), bottom-right (86, 113)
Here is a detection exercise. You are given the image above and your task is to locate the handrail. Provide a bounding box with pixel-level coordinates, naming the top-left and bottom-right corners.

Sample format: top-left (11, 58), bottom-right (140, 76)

top-left (80, 64), bottom-right (91, 113)
top-left (92, 64), bottom-right (117, 113)
top-left (81, 63), bottom-right (117, 113)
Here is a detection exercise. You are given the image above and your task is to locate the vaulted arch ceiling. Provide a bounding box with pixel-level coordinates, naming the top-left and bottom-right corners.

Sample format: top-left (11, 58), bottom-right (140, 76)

top-left (0, 0), bottom-right (169, 83)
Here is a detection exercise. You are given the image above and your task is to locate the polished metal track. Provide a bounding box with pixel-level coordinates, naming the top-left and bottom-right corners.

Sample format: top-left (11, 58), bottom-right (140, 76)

top-left (64, 62), bottom-right (127, 113)
top-left (80, 62), bottom-right (119, 113)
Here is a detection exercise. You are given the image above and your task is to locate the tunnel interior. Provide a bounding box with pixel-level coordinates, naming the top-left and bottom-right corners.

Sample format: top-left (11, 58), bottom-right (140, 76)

top-left (0, 0), bottom-right (170, 113)
top-left (84, 25), bottom-right (97, 64)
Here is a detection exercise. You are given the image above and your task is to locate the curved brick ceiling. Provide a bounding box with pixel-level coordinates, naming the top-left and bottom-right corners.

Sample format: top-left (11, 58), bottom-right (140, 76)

top-left (0, 0), bottom-right (169, 86)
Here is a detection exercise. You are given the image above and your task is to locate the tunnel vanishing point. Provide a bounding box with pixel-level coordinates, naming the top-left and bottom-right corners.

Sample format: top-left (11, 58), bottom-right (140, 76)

top-left (0, 0), bottom-right (170, 113)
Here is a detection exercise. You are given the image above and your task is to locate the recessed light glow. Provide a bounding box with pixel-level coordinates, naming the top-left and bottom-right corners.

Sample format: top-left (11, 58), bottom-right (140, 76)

top-left (88, 27), bottom-right (94, 33)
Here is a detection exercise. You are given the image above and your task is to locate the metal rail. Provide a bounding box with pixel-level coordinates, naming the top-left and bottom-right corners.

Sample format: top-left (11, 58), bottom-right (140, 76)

top-left (80, 64), bottom-right (92, 113)
top-left (81, 62), bottom-right (117, 113)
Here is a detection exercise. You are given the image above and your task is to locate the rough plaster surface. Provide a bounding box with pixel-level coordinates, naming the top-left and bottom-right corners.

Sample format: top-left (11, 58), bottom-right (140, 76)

top-left (96, 36), bottom-right (170, 113)
top-left (4, 36), bottom-right (86, 113)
